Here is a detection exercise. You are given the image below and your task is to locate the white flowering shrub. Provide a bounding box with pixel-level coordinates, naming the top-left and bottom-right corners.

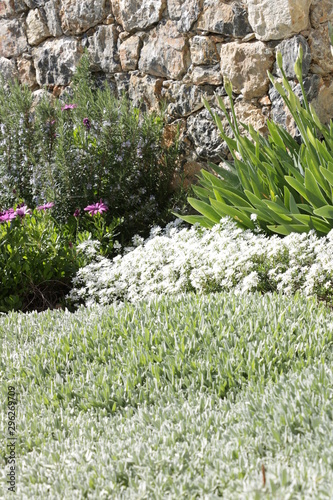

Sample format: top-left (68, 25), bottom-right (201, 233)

top-left (68, 217), bottom-right (333, 307)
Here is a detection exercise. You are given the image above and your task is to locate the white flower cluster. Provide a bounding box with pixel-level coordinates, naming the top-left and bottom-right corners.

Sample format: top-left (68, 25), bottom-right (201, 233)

top-left (68, 218), bottom-right (333, 306)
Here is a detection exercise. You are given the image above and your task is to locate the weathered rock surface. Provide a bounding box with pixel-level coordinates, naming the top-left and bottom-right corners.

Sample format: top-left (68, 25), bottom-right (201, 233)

top-left (196, 1), bottom-right (252, 38)
top-left (220, 41), bottom-right (274, 99)
top-left (60, 0), bottom-right (109, 35)
top-left (308, 24), bottom-right (333, 75)
top-left (119, 35), bottom-right (141, 71)
top-left (168, 0), bottom-right (202, 32)
top-left (247, 0), bottom-right (312, 41)
top-left (310, 0), bottom-right (333, 29)
top-left (185, 64), bottom-right (223, 85)
top-left (311, 80), bottom-right (333, 126)
top-left (44, 0), bottom-right (62, 37)
top-left (0, 0), bottom-right (27, 18)
top-left (234, 101), bottom-right (267, 135)
top-left (0, 19), bottom-right (27, 57)
top-left (0, 55), bottom-right (18, 81)
top-left (163, 82), bottom-right (209, 118)
top-left (273, 35), bottom-right (311, 79)
top-left (33, 37), bottom-right (82, 86)
top-left (128, 73), bottom-right (164, 111)
top-left (87, 24), bottom-right (120, 73)
top-left (186, 107), bottom-right (231, 160)
top-left (112, 0), bottom-right (166, 32)
top-left (17, 55), bottom-right (38, 88)
top-left (190, 35), bottom-right (219, 65)
top-left (138, 20), bottom-right (190, 80)
top-left (26, 8), bottom-right (50, 45)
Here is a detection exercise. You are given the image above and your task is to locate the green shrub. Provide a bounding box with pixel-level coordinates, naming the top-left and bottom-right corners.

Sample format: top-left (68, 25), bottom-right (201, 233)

top-left (0, 52), bottom-right (187, 245)
top-left (181, 44), bottom-right (333, 236)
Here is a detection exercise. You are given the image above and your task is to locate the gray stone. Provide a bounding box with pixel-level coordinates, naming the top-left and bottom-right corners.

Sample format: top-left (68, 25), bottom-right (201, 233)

top-left (114, 71), bottom-right (130, 96)
top-left (128, 73), bottom-right (164, 112)
top-left (26, 8), bottom-right (50, 46)
top-left (87, 24), bottom-right (121, 73)
top-left (168, 0), bottom-right (202, 32)
top-left (273, 35), bottom-right (311, 79)
top-left (33, 36), bottom-right (82, 86)
top-left (186, 106), bottom-right (231, 161)
top-left (247, 0), bottom-right (312, 41)
top-left (190, 35), bottom-right (219, 65)
top-left (112, 0), bottom-right (166, 32)
top-left (308, 24), bottom-right (333, 75)
top-left (185, 64), bottom-right (223, 86)
top-left (60, 0), bottom-right (111, 35)
top-left (162, 82), bottom-right (206, 118)
top-left (310, 0), bottom-right (333, 29)
top-left (44, 0), bottom-right (62, 37)
top-left (17, 55), bottom-right (38, 88)
top-left (0, 0), bottom-right (27, 18)
top-left (0, 55), bottom-right (18, 82)
top-left (196, 1), bottom-right (252, 38)
top-left (138, 20), bottom-right (190, 80)
top-left (60, 0), bottom-right (110, 36)
top-left (0, 19), bottom-right (27, 58)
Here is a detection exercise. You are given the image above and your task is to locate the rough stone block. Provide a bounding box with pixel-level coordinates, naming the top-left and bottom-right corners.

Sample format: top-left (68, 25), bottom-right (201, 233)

top-left (196, 1), bottom-right (252, 38)
top-left (310, 0), bottom-right (333, 29)
top-left (33, 36), bottom-right (82, 86)
top-left (87, 24), bottom-right (120, 73)
top-left (112, 0), bottom-right (166, 32)
top-left (26, 8), bottom-right (50, 45)
top-left (168, 0), bottom-right (201, 32)
top-left (0, 0), bottom-right (27, 18)
top-left (190, 35), bottom-right (219, 65)
top-left (60, 0), bottom-right (109, 35)
top-left (0, 55), bottom-right (18, 82)
top-left (44, 0), bottom-right (62, 37)
top-left (0, 19), bottom-right (27, 57)
top-left (308, 24), bottom-right (333, 75)
top-left (119, 35), bottom-right (141, 71)
top-left (247, 0), bottom-right (311, 41)
top-left (273, 35), bottom-right (311, 79)
top-left (138, 20), bottom-right (190, 80)
top-left (220, 41), bottom-right (274, 99)
top-left (128, 73), bottom-right (164, 111)
top-left (186, 64), bottom-right (223, 86)
top-left (17, 55), bottom-right (38, 88)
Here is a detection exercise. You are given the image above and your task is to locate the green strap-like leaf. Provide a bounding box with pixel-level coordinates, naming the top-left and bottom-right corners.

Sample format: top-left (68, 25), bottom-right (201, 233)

top-left (187, 198), bottom-right (222, 224)
top-left (313, 205), bottom-right (333, 220)
top-left (209, 198), bottom-right (255, 229)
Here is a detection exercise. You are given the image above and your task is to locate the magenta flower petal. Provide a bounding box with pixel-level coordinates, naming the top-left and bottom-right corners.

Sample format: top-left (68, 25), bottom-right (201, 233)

top-left (14, 205), bottom-right (31, 217)
top-left (84, 200), bottom-right (108, 216)
top-left (37, 202), bottom-right (55, 211)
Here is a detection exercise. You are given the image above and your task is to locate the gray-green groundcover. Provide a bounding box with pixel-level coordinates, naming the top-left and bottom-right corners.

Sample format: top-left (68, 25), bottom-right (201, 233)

top-left (1, 292), bottom-right (333, 499)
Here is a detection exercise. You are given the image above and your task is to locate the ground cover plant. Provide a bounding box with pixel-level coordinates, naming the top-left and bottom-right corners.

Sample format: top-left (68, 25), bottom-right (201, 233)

top-left (1, 292), bottom-right (333, 498)
top-left (0, 52), bottom-right (187, 246)
top-left (184, 44), bottom-right (333, 236)
top-left (68, 217), bottom-right (333, 308)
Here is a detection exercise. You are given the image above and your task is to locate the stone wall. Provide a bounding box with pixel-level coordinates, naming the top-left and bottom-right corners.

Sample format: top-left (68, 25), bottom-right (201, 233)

top-left (1, 0), bottom-right (333, 177)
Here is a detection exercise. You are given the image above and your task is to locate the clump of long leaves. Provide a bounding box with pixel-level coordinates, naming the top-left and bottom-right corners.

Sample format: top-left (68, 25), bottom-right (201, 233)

top-left (182, 41), bottom-right (333, 236)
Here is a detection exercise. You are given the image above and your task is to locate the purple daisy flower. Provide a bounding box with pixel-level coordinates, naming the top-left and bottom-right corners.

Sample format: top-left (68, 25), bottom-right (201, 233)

top-left (37, 202), bottom-right (55, 211)
top-left (15, 205), bottom-right (31, 218)
top-left (61, 104), bottom-right (77, 112)
top-left (84, 199), bottom-right (108, 216)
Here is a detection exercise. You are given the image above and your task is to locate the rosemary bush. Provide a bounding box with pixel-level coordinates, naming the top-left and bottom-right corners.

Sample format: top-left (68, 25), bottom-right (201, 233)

top-left (0, 53), bottom-right (187, 245)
